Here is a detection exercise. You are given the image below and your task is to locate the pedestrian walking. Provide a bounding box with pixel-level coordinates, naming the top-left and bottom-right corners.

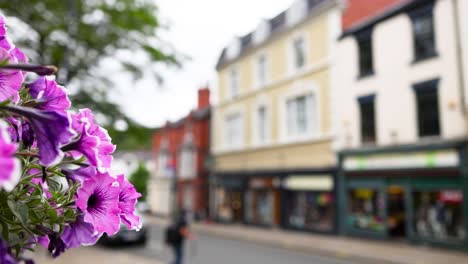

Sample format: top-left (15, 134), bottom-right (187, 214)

top-left (165, 209), bottom-right (192, 264)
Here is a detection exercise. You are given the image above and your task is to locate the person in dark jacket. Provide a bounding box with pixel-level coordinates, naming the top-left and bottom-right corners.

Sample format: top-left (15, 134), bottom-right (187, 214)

top-left (169, 209), bottom-right (191, 264)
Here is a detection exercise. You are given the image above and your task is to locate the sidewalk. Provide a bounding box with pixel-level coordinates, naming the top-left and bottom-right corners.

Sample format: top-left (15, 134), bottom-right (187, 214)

top-left (32, 244), bottom-right (164, 264)
top-left (147, 216), bottom-right (468, 264)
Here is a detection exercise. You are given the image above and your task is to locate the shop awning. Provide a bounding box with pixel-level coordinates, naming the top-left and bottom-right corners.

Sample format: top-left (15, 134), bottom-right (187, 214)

top-left (283, 175), bottom-right (334, 191)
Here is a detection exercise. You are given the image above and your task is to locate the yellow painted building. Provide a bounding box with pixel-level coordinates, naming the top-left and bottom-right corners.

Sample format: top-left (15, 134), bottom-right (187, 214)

top-left (211, 0), bottom-right (343, 232)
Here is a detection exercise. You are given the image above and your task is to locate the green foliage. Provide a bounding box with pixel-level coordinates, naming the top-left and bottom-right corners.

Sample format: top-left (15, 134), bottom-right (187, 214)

top-left (0, 0), bottom-right (180, 147)
top-left (108, 122), bottom-right (157, 151)
top-left (0, 159), bottom-right (80, 257)
top-left (129, 163), bottom-right (150, 201)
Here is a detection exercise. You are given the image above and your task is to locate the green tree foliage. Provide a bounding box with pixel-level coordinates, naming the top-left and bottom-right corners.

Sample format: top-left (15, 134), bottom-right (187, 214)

top-left (0, 0), bottom-right (180, 147)
top-left (129, 163), bottom-right (150, 201)
top-left (108, 123), bottom-right (158, 151)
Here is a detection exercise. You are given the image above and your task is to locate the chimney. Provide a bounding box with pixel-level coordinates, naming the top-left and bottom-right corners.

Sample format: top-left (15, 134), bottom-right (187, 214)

top-left (198, 87), bottom-right (210, 109)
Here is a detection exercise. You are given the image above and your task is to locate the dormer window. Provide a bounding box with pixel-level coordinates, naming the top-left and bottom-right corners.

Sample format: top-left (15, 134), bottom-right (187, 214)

top-left (287, 0), bottom-right (308, 26)
top-left (253, 20), bottom-right (271, 45)
top-left (226, 38), bottom-right (241, 60)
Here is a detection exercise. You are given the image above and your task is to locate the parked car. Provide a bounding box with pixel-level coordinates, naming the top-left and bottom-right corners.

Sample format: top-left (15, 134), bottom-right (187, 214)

top-left (99, 214), bottom-right (148, 246)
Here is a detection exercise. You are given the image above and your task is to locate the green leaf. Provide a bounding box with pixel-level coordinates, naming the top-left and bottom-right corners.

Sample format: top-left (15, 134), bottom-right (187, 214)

top-left (48, 210), bottom-right (58, 223)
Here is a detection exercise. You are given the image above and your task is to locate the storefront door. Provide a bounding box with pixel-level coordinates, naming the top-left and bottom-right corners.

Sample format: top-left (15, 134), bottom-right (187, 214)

top-left (387, 185), bottom-right (406, 237)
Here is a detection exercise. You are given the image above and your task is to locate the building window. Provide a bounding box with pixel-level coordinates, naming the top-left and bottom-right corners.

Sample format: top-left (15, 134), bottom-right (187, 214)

top-left (292, 37), bottom-right (306, 70)
top-left (256, 55), bottom-right (268, 87)
top-left (224, 113), bottom-right (243, 148)
top-left (358, 95), bottom-right (376, 144)
top-left (286, 94), bottom-right (317, 138)
top-left (348, 188), bottom-right (386, 233)
top-left (229, 68), bottom-right (239, 99)
top-left (157, 152), bottom-right (169, 177)
top-left (179, 149), bottom-right (195, 179)
top-left (413, 190), bottom-right (465, 241)
top-left (285, 191), bottom-right (334, 232)
top-left (356, 30), bottom-right (373, 77)
top-left (410, 4), bottom-right (436, 62)
top-left (413, 79), bottom-right (440, 137)
top-left (257, 106), bottom-right (267, 144)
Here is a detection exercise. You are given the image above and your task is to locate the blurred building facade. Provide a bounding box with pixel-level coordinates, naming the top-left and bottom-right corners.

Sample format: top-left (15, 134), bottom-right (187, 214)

top-left (333, 0), bottom-right (468, 248)
top-left (111, 150), bottom-right (153, 178)
top-left (212, 0), bottom-right (343, 232)
top-left (149, 88), bottom-right (211, 219)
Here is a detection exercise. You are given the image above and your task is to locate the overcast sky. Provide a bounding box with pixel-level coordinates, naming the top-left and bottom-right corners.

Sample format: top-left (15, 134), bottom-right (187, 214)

top-left (112, 0), bottom-right (294, 128)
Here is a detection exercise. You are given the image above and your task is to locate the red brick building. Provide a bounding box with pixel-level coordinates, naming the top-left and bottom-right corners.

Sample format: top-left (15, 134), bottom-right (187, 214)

top-left (151, 88), bottom-right (211, 219)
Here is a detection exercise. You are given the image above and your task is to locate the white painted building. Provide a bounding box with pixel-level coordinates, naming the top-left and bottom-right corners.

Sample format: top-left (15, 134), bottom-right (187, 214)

top-left (333, 0), bottom-right (468, 247)
top-left (457, 0), bottom-right (468, 121)
top-left (333, 0), bottom-right (467, 150)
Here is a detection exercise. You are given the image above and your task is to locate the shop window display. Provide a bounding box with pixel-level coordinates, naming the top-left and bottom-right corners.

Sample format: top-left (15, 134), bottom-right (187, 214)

top-left (413, 190), bottom-right (465, 242)
top-left (245, 190), bottom-right (273, 225)
top-left (285, 192), bottom-right (334, 231)
top-left (215, 188), bottom-right (243, 222)
top-left (348, 188), bottom-right (385, 233)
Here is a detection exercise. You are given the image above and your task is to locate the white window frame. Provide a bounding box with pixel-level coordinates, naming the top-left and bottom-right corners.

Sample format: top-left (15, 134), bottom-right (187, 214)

top-left (228, 67), bottom-right (240, 99)
top-left (223, 108), bottom-right (244, 150)
top-left (254, 53), bottom-right (269, 89)
top-left (288, 32), bottom-right (308, 75)
top-left (279, 81), bottom-right (321, 143)
top-left (251, 96), bottom-right (271, 147)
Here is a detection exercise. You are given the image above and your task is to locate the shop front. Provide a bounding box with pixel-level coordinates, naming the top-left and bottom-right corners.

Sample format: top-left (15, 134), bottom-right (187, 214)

top-left (338, 140), bottom-right (468, 249)
top-left (214, 177), bottom-right (245, 223)
top-left (281, 174), bottom-right (336, 233)
top-left (244, 177), bottom-right (281, 227)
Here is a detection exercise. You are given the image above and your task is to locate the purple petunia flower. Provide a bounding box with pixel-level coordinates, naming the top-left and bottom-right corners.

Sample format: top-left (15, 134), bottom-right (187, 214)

top-left (62, 164), bottom-right (96, 183)
top-left (47, 234), bottom-right (66, 258)
top-left (0, 15), bottom-right (12, 51)
top-left (0, 238), bottom-right (16, 264)
top-left (0, 49), bottom-right (24, 103)
top-left (66, 125), bottom-right (100, 167)
top-left (27, 76), bottom-right (70, 113)
top-left (0, 120), bottom-right (20, 191)
top-left (2, 105), bottom-right (75, 167)
top-left (61, 214), bottom-right (99, 249)
top-left (70, 109), bottom-right (116, 171)
top-left (75, 171), bottom-right (121, 236)
top-left (117, 174), bottom-right (142, 231)
top-left (20, 121), bottom-right (34, 149)
top-left (5, 117), bottom-right (20, 142)
top-left (0, 16), bottom-right (26, 103)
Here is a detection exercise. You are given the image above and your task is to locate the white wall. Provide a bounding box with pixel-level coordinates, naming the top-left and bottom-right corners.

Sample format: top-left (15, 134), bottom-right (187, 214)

top-left (333, 0), bottom-right (467, 151)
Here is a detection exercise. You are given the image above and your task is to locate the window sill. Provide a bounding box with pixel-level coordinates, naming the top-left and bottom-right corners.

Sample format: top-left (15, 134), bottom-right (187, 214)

top-left (412, 52), bottom-right (438, 65)
top-left (360, 141), bottom-right (377, 148)
top-left (418, 134), bottom-right (441, 141)
top-left (357, 71), bottom-right (375, 81)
